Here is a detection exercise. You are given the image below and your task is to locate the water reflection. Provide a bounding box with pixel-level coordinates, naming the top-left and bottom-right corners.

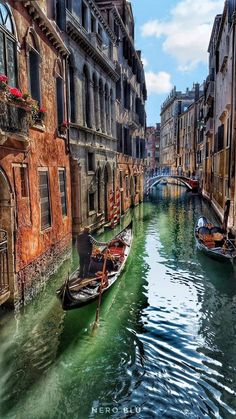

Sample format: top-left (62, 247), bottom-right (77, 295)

top-left (1, 186), bottom-right (236, 418)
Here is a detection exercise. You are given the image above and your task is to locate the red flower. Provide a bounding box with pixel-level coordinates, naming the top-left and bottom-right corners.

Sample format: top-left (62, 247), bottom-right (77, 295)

top-left (0, 75), bottom-right (8, 83)
top-left (39, 107), bottom-right (46, 113)
top-left (61, 121), bottom-right (69, 127)
top-left (9, 87), bottom-right (23, 98)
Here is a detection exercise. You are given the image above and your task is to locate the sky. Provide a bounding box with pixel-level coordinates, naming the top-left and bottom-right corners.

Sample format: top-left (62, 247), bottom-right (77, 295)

top-left (130, 0), bottom-right (225, 126)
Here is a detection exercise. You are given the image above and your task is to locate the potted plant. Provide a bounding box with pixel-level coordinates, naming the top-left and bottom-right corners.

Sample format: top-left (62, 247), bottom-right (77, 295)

top-left (38, 107), bottom-right (47, 121)
top-left (8, 86), bottom-right (23, 100)
top-left (60, 120), bottom-right (69, 135)
top-left (0, 75), bottom-right (8, 101)
top-left (0, 75), bottom-right (8, 91)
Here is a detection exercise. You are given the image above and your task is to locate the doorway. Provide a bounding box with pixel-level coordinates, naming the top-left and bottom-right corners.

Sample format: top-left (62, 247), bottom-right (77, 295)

top-left (0, 168), bottom-right (14, 305)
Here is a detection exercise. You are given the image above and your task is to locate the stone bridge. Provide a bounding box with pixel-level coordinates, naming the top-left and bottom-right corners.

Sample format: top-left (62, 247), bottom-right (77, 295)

top-left (145, 175), bottom-right (199, 194)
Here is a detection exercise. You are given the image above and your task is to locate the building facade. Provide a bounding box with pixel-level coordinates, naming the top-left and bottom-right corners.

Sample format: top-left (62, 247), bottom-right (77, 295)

top-left (95, 0), bottom-right (147, 215)
top-left (202, 2), bottom-right (235, 227)
top-left (146, 124), bottom-right (160, 175)
top-left (53, 0), bottom-right (118, 235)
top-left (160, 87), bottom-right (196, 174)
top-left (0, 0), bottom-right (72, 306)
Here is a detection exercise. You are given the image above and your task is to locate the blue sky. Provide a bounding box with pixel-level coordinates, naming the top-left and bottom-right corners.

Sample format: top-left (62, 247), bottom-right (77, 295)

top-left (130, 0), bottom-right (225, 126)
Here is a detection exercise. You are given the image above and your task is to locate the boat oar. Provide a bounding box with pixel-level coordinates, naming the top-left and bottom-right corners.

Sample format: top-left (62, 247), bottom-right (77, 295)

top-left (92, 248), bottom-right (108, 331)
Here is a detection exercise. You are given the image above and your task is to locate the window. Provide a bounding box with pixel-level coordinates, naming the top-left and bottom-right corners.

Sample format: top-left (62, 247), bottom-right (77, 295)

top-left (97, 169), bottom-right (101, 212)
top-left (59, 169), bottom-right (67, 216)
top-left (124, 127), bottom-right (131, 156)
top-left (20, 166), bottom-right (29, 198)
top-left (99, 79), bottom-right (104, 132)
top-left (55, 61), bottom-right (64, 127)
top-left (88, 152), bottom-right (94, 172)
top-left (55, 0), bottom-right (66, 30)
top-left (116, 79), bottom-right (121, 101)
top-left (125, 176), bottom-right (129, 197)
top-left (83, 66), bottom-right (90, 127)
top-left (91, 15), bottom-right (96, 33)
top-left (82, 1), bottom-right (88, 30)
top-left (66, 0), bottom-right (72, 12)
top-left (117, 123), bottom-right (123, 152)
top-left (69, 57), bottom-right (75, 122)
top-left (108, 41), bottom-right (113, 60)
top-left (28, 32), bottom-right (40, 103)
top-left (216, 50), bottom-right (219, 73)
top-left (39, 170), bottom-right (51, 230)
top-left (89, 192), bottom-right (95, 212)
top-left (0, 3), bottom-right (17, 86)
top-left (217, 124), bottom-right (224, 152)
top-left (120, 171), bottom-right (123, 188)
top-left (114, 21), bottom-right (119, 39)
top-left (98, 24), bottom-right (103, 38)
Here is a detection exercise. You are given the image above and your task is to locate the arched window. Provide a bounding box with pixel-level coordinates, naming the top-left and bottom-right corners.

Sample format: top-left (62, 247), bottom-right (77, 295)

top-left (105, 84), bottom-right (109, 134)
top-left (99, 79), bottom-right (105, 132)
top-left (55, 60), bottom-right (64, 127)
top-left (83, 66), bottom-right (90, 127)
top-left (93, 73), bottom-right (99, 130)
top-left (110, 88), bottom-right (114, 136)
top-left (0, 3), bottom-right (17, 86)
top-left (68, 56), bottom-right (75, 122)
top-left (27, 31), bottom-right (41, 103)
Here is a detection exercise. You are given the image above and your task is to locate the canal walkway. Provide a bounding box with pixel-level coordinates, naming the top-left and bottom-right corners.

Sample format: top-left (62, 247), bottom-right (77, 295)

top-left (0, 184), bottom-right (236, 418)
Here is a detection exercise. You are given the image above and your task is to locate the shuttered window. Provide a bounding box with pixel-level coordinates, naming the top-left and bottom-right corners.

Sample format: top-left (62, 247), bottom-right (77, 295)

top-left (59, 169), bottom-right (67, 216)
top-left (39, 171), bottom-right (51, 230)
top-left (0, 4), bottom-right (17, 86)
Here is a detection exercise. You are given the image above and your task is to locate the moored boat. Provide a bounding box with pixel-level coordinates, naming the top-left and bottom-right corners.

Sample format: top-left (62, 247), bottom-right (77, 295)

top-left (195, 216), bottom-right (236, 263)
top-left (57, 222), bottom-right (133, 310)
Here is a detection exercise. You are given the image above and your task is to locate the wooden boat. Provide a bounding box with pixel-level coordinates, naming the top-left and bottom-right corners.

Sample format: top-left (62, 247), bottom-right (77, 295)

top-left (195, 216), bottom-right (236, 263)
top-left (57, 222), bottom-right (133, 310)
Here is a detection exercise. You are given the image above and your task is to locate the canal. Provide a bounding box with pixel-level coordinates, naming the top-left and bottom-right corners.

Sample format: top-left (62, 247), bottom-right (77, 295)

top-left (1, 184), bottom-right (236, 419)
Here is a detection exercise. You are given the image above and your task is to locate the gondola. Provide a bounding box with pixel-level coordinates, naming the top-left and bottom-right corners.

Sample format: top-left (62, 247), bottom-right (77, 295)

top-left (57, 222), bottom-right (133, 310)
top-left (195, 216), bottom-right (236, 263)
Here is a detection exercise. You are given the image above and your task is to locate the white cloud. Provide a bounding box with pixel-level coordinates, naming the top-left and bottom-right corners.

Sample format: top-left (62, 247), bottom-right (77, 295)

top-left (145, 71), bottom-right (172, 94)
top-left (141, 0), bottom-right (224, 71)
top-left (142, 57), bottom-right (149, 67)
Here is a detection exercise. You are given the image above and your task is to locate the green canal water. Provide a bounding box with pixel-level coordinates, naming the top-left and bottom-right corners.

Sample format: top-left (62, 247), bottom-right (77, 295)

top-left (1, 185), bottom-right (236, 419)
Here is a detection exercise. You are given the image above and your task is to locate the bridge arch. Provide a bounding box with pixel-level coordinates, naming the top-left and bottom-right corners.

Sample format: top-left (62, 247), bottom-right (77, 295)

top-left (147, 175), bottom-right (198, 192)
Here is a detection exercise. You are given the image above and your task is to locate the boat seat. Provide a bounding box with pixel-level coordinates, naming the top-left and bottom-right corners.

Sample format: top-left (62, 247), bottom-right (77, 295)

top-left (199, 233), bottom-right (216, 248)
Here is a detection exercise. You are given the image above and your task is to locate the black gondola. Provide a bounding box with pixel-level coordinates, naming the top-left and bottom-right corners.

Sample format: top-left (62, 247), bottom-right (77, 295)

top-left (57, 222), bottom-right (133, 310)
top-left (195, 216), bottom-right (236, 263)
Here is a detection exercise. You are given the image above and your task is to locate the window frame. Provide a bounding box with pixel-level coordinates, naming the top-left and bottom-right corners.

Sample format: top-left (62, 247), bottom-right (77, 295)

top-left (88, 191), bottom-right (95, 213)
top-left (58, 168), bottom-right (67, 217)
top-left (0, 3), bottom-right (18, 87)
top-left (26, 29), bottom-right (41, 105)
top-left (38, 169), bottom-right (52, 231)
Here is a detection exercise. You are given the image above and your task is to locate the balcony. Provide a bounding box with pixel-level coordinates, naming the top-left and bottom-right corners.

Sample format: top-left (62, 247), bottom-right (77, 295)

top-left (128, 110), bottom-right (140, 127)
top-left (89, 32), bottom-right (103, 52)
top-left (66, 11), bottom-right (118, 82)
top-left (0, 97), bottom-right (30, 145)
top-left (0, 229), bottom-right (10, 306)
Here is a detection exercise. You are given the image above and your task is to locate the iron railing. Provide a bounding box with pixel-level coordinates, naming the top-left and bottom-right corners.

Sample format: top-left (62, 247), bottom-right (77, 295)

top-left (0, 101), bottom-right (29, 137)
top-left (0, 229), bottom-right (10, 297)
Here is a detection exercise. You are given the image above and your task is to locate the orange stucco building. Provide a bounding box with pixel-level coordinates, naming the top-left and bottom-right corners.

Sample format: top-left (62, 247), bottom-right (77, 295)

top-left (0, 1), bottom-right (72, 306)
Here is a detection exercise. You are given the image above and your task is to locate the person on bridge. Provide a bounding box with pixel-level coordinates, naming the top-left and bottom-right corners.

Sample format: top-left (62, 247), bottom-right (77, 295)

top-left (77, 227), bottom-right (109, 278)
